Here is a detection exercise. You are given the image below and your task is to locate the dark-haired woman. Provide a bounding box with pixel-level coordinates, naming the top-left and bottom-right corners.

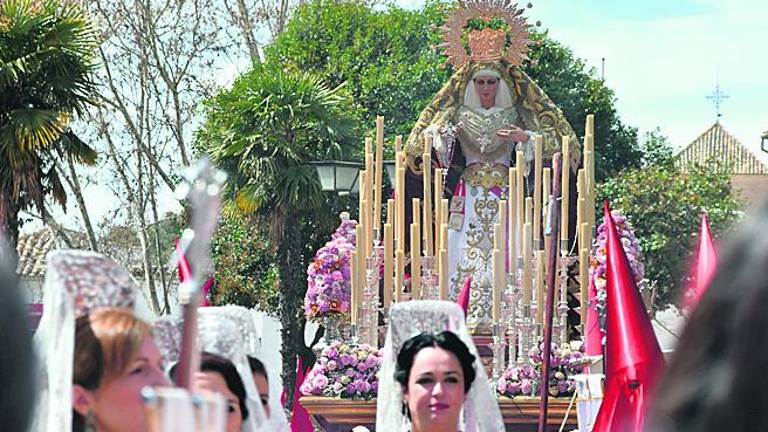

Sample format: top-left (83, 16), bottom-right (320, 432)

top-left (395, 331), bottom-right (477, 432)
top-left (247, 356), bottom-right (271, 419)
top-left (172, 352), bottom-right (250, 432)
top-left (377, 300), bottom-right (503, 432)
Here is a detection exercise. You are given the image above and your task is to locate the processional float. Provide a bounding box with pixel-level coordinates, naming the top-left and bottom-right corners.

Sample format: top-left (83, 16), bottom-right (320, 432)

top-left (302, 1), bottom-right (604, 430)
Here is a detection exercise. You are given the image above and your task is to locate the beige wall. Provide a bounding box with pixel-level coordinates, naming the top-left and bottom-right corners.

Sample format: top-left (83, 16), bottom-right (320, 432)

top-left (732, 175), bottom-right (768, 211)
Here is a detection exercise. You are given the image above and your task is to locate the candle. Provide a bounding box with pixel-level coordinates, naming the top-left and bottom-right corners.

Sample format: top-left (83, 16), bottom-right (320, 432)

top-left (584, 121), bottom-right (595, 230)
top-left (508, 168), bottom-right (517, 270)
top-left (581, 222), bottom-right (592, 257)
top-left (374, 116), bottom-right (385, 235)
top-left (441, 198), bottom-right (449, 225)
top-left (493, 223), bottom-right (502, 252)
top-left (361, 198), bottom-right (369, 256)
top-left (412, 198), bottom-right (421, 250)
top-left (542, 167), bottom-right (552, 275)
top-left (383, 223), bottom-right (393, 309)
top-left (522, 222), bottom-right (532, 306)
top-left (440, 224), bottom-right (448, 254)
top-left (434, 168), bottom-right (444, 253)
top-left (439, 247), bottom-right (448, 301)
top-left (515, 151), bottom-right (525, 264)
top-left (396, 155), bottom-right (406, 251)
top-left (351, 249), bottom-right (359, 325)
top-left (387, 199), bottom-right (395, 225)
top-left (395, 250), bottom-right (404, 302)
top-left (560, 136), bottom-right (571, 246)
top-left (525, 196), bottom-right (533, 225)
top-left (422, 139), bottom-right (433, 256)
top-left (411, 222), bottom-right (421, 299)
top-left (536, 250), bottom-right (545, 325)
top-left (365, 166), bottom-right (374, 255)
top-left (499, 200), bottom-right (507, 272)
top-left (579, 247), bottom-right (589, 327)
top-left (584, 148), bottom-right (595, 229)
top-left (493, 247), bottom-right (502, 324)
top-left (358, 176), bottom-right (367, 258)
top-left (578, 197), bottom-right (587, 251)
top-left (533, 135), bottom-right (543, 250)
top-left (365, 143), bottom-right (373, 241)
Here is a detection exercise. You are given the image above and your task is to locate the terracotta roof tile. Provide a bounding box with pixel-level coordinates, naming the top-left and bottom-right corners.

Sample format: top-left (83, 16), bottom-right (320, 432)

top-left (676, 123), bottom-right (768, 175)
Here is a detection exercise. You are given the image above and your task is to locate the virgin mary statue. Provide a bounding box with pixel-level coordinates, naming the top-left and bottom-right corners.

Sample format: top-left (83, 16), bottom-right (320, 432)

top-left (403, 1), bottom-right (580, 333)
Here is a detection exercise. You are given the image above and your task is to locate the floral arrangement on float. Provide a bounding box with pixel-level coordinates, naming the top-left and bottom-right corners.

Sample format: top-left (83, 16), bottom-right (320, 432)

top-left (590, 210), bottom-right (646, 332)
top-left (304, 213), bottom-right (357, 320)
top-left (496, 342), bottom-right (586, 398)
top-left (300, 340), bottom-right (383, 400)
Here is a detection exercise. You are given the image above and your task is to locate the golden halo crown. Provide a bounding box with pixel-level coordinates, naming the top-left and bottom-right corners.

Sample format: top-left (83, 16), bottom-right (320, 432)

top-left (439, 0), bottom-right (534, 69)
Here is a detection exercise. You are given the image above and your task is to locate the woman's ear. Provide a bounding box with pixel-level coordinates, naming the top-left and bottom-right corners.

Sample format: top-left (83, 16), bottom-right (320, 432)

top-left (72, 384), bottom-right (94, 417)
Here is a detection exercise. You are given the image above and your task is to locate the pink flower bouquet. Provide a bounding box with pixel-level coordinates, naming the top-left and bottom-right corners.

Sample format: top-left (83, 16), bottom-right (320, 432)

top-left (300, 340), bottom-right (382, 400)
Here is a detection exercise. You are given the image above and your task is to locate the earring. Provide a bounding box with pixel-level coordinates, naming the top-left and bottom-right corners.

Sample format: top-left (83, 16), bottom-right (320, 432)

top-left (85, 411), bottom-right (97, 432)
top-left (401, 402), bottom-right (412, 420)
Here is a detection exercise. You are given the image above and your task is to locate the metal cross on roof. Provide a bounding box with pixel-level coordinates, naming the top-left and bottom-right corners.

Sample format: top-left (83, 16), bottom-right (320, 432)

top-left (706, 82), bottom-right (729, 122)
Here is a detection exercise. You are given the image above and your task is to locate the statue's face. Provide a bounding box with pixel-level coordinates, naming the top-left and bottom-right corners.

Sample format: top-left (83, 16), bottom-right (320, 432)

top-left (473, 74), bottom-right (499, 108)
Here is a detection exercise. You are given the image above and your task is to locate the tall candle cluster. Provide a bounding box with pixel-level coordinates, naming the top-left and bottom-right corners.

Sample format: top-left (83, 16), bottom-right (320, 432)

top-left (349, 114), bottom-right (598, 349)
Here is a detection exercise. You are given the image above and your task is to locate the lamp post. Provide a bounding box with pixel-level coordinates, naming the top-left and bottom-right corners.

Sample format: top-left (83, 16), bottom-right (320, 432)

top-left (383, 159), bottom-right (396, 185)
top-left (309, 160), bottom-right (363, 195)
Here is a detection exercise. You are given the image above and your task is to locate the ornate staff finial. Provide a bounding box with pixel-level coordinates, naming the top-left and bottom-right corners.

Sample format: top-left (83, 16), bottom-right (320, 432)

top-left (173, 157), bottom-right (227, 293)
top-left (172, 157), bottom-right (227, 389)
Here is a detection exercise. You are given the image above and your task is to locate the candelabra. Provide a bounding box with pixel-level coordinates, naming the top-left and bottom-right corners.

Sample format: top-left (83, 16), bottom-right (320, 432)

top-left (503, 273), bottom-right (521, 365)
top-left (491, 323), bottom-right (506, 381)
top-left (518, 305), bottom-right (535, 363)
top-left (362, 249), bottom-right (383, 347)
top-left (420, 255), bottom-right (439, 300)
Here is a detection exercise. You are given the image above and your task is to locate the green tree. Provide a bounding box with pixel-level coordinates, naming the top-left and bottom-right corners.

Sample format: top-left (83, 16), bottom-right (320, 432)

top-left (267, 0), bottom-right (642, 174)
top-left (210, 211), bottom-right (280, 314)
top-left (524, 33), bottom-right (641, 180)
top-left (195, 64), bottom-right (360, 407)
top-left (598, 160), bottom-right (743, 308)
top-left (0, 0), bottom-right (99, 250)
top-left (266, 0), bottom-right (450, 142)
top-left (639, 127), bottom-right (674, 168)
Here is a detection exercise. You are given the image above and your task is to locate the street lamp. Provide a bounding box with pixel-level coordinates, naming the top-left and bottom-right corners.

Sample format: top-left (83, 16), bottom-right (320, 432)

top-left (383, 159), bottom-right (396, 184)
top-left (309, 160), bottom-right (363, 195)
top-left (762, 130), bottom-right (768, 154)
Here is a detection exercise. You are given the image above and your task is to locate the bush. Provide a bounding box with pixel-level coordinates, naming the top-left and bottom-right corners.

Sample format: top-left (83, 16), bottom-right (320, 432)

top-left (598, 160), bottom-right (743, 307)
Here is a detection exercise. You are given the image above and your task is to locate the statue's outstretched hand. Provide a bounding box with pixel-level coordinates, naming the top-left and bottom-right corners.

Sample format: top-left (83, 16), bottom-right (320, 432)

top-left (498, 124), bottom-right (529, 142)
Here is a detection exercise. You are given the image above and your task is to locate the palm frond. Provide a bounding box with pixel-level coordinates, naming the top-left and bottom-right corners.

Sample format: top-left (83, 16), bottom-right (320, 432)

top-left (272, 165), bottom-right (323, 212)
top-left (234, 183), bottom-right (263, 213)
top-left (48, 167), bottom-right (67, 208)
top-left (57, 130), bottom-right (97, 165)
top-left (3, 108), bottom-right (68, 152)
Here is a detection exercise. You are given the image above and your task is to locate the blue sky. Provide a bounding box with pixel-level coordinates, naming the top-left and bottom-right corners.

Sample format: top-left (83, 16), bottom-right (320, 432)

top-left (397, 0), bottom-right (768, 160)
top-left (27, 0), bottom-right (768, 234)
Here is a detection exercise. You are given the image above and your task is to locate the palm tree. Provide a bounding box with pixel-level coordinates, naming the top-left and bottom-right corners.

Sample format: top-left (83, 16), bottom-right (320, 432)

top-left (198, 65), bottom-right (360, 407)
top-left (0, 0), bottom-right (99, 252)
